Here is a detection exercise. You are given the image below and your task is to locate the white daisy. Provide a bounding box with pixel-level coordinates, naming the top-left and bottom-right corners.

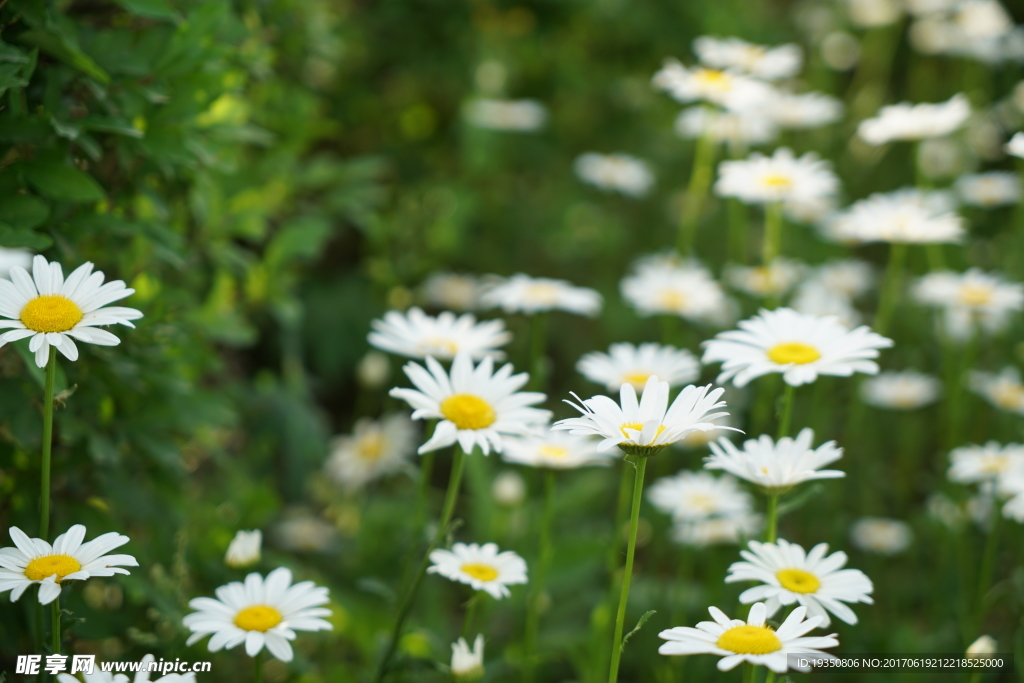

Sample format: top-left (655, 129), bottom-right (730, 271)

top-left (847, 0), bottom-right (902, 27)
top-left (693, 36), bottom-right (803, 80)
top-left (783, 194), bottom-right (838, 225)
top-left (955, 171), bottom-right (1021, 207)
top-left (997, 470), bottom-right (1024, 522)
top-left (790, 287), bottom-right (862, 328)
top-left (671, 514), bottom-right (763, 546)
top-left (57, 654), bottom-right (196, 683)
top-left (620, 258), bottom-right (736, 326)
top-left (272, 512), bottom-right (336, 553)
top-left (464, 99), bottom-right (547, 132)
top-left (420, 272), bottom-right (483, 311)
top-left (647, 470), bottom-right (754, 522)
top-left (823, 188), bottom-right (964, 244)
top-left (427, 542), bottom-right (527, 599)
top-left (651, 59), bottom-right (775, 110)
top-left (967, 635), bottom-right (998, 657)
top-left (804, 260), bottom-right (875, 300)
top-left (500, 427), bottom-right (614, 469)
top-left (674, 107), bottom-right (778, 147)
top-left (912, 269), bottom-right (1024, 341)
top-left (450, 634), bottom-right (485, 682)
top-left (724, 259), bottom-right (805, 299)
top-left (0, 255), bottom-right (143, 367)
top-left (658, 602), bottom-right (838, 673)
top-left (970, 367), bottom-right (1024, 415)
top-left (480, 273), bottom-right (602, 317)
top-left (0, 525), bottom-right (137, 605)
top-left (849, 518), bottom-right (912, 555)
top-left (857, 94), bottom-right (971, 145)
top-left (767, 92), bottom-right (844, 129)
top-left (860, 370), bottom-right (942, 410)
top-left (714, 148), bottom-right (839, 205)
top-left (491, 470), bottom-right (527, 506)
top-left (726, 539), bottom-right (874, 627)
top-left (705, 428), bottom-right (844, 492)
top-left (554, 376), bottom-right (733, 456)
top-left (677, 413), bottom-right (739, 450)
top-left (701, 308), bottom-right (893, 388)
top-left (368, 307), bottom-right (511, 361)
top-left (225, 530), bottom-right (262, 569)
top-left (948, 441), bottom-right (1024, 484)
top-left (325, 413), bottom-right (417, 490)
top-left (182, 567), bottom-right (332, 662)
top-left (356, 351), bottom-right (391, 389)
top-left (1006, 132), bottom-right (1024, 158)
top-left (389, 351), bottom-right (550, 455)
top-left (576, 342), bottom-right (700, 392)
top-left (573, 153), bottom-right (654, 198)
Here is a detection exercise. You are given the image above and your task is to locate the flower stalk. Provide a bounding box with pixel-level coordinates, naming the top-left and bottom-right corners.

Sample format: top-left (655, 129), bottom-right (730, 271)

top-left (523, 470), bottom-right (556, 683)
top-left (607, 455), bottom-right (648, 683)
top-left (40, 347), bottom-right (57, 540)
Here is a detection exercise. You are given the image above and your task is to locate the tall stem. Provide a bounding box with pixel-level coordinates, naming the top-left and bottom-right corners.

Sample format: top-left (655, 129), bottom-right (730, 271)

top-left (528, 313), bottom-right (548, 392)
top-left (254, 650), bottom-right (263, 683)
top-left (974, 503), bottom-right (1003, 633)
top-left (761, 202), bottom-right (783, 266)
top-left (51, 597), bottom-right (60, 656)
top-left (461, 592), bottom-right (480, 640)
top-left (607, 456), bottom-right (648, 683)
top-left (678, 128), bottom-right (716, 255)
top-left (374, 447), bottom-right (468, 683)
top-left (874, 242), bottom-right (906, 336)
top-left (40, 348), bottom-right (56, 540)
top-left (763, 493), bottom-right (780, 543)
top-left (523, 470), bottom-right (556, 683)
top-left (776, 384), bottom-right (795, 440)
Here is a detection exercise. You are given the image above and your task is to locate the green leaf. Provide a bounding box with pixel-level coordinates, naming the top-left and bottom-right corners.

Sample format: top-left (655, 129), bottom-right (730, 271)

top-left (777, 483), bottom-right (826, 518)
top-left (16, 29), bottom-right (110, 83)
top-left (111, 0), bottom-right (180, 21)
top-left (23, 161), bottom-right (105, 202)
top-left (0, 63), bottom-right (28, 95)
top-left (0, 194), bottom-right (50, 229)
top-left (0, 224), bottom-right (52, 249)
top-left (620, 610), bottom-right (656, 653)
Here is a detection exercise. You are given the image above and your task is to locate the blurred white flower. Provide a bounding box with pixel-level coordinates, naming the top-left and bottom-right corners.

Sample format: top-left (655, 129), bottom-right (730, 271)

top-left (715, 148), bottom-right (840, 205)
top-left (356, 351), bottom-right (391, 389)
top-left (1006, 132), bottom-right (1024, 158)
top-left (849, 517), bottom-right (912, 555)
top-left (913, 269), bottom-right (1024, 341)
top-left (820, 31), bottom-right (861, 71)
top-left (956, 0), bottom-right (1013, 40)
top-left (0, 247), bottom-right (32, 279)
top-left (804, 260), bottom-right (875, 300)
top-left (692, 36), bottom-right (803, 80)
top-left (648, 470), bottom-right (754, 522)
top-left (948, 441), bottom-right (1024, 484)
top-left (574, 153), bottom-right (654, 198)
top-left (724, 259), bottom-right (805, 299)
top-left (846, 0), bottom-right (901, 27)
top-left (428, 542), bottom-right (527, 599)
top-left (621, 257), bottom-right (736, 326)
top-left (652, 59), bottom-right (775, 110)
top-left (273, 512), bottom-right (336, 552)
top-left (225, 530), bottom-right (262, 569)
top-left (481, 273), bottom-right (602, 317)
top-left (576, 342), bottom-right (700, 392)
top-left (970, 367), bottom-right (1024, 415)
top-left (767, 92), bottom-right (843, 129)
top-left (326, 413), bottom-right (417, 490)
top-left (790, 287), bottom-right (862, 328)
top-left (491, 470), bottom-right (526, 506)
top-left (464, 98), bottom-right (546, 132)
top-left (917, 137), bottom-right (969, 179)
top-left (783, 194), bottom-right (839, 224)
top-left (501, 428), bottom-right (614, 469)
top-left (705, 428), bottom-right (844, 492)
top-left (674, 107), bottom-right (778, 147)
top-left (369, 307), bottom-right (511, 361)
top-left (671, 514), bottom-right (763, 546)
top-left (421, 272), bottom-right (483, 311)
top-left (967, 635), bottom-right (998, 657)
top-left (451, 634), bottom-right (485, 682)
top-left (956, 171), bottom-right (1021, 207)
top-left (857, 94), bottom-right (971, 145)
top-left (860, 370), bottom-right (942, 410)
top-left (823, 188), bottom-right (964, 244)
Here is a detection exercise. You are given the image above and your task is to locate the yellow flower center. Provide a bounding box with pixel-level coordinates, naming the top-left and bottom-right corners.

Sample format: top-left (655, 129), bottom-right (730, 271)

top-left (24, 554), bottom-right (82, 582)
top-left (657, 290), bottom-right (686, 311)
top-left (993, 384), bottom-right (1024, 410)
top-left (460, 563), bottom-right (499, 581)
top-left (760, 174), bottom-right (793, 189)
top-left (777, 568), bottom-right (821, 594)
top-left (20, 295), bottom-right (84, 333)
top-left (979, 456), bottom-right (1009, 474)
top-left (619, 422), bottom-right (667, 438)
top-left (418, 337), bottom-right (459, 356)
top-left (525, 284), bottom-right (560, 305)
top-left (687, 493), bottom-right (717, 513)
top-left (234, 605), bottom-right (283, 632)
top-left (538, 445), bottom-right (569, 460)
top-left (622, 371), bottom-right (652, 388)
top-left (767, 342), bottom-right (821, 365)
top-left (695, 68), bottom-right (732, 91)
top-left (357, 433), bottom-right (385, 461)
top-left (959, 284), bottom-right (993, 306)
top-left (716, 625), bottom-right (782, 655)
top-left (441, 394), bottom-right (496, 430)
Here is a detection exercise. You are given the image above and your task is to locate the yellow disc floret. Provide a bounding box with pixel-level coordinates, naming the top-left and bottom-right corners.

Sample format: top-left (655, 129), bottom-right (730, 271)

top-left (20, 295), bottom-right (84, 333)
top-left (620, 422), bottom-right (667, 438)
top-left (767, 342), bottom-right (821, 365)
top-left (441, 394), bottom-right (496, 430)
top-left (233, 605), bottom-right (283, 632)
top-left (25, 554), bottom-right (82, 582)
top-left (959, 284), bottom-right (994, 307)
top-left (357, 433), bottom-right (385, 461)
top-left (761, 174), bottom-right (793, 190)
top-left (460, 563), bottom-right (500, 582)
top-left (538, 445), bottom-right (569, 460)
top-left (716, 625), bottom-right (783, 655)
top-left (622, 371), bottom-right (653, 388)
top-left (776, 568), bottom-right (821, 594)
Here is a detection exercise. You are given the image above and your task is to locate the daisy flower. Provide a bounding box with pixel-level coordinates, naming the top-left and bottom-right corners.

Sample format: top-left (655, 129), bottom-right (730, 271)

top-left (675, 108), bottom-right (778, 147)
top-left (325, 413), bottom-right (417, 490)
top-left (500, 428), bottom-right (614, 469)
top-left (651, 59), bottom-right (774, 110)
top-left (420, 272), bottom-right (483, 311)
top-left (705, 428), bottom-right (844, 492)
top-left (0, 525), bottom-right (137, 605)
top-left (767, 91), bottom-right (844, 129)
top-left (997, 471), bottom-right (1024, 522)
top-left (790, 287), bottom-right (862, 329)
top-left (848, 0), bottom-right (902, 27)
top-left (823, 188), bottom-right (964, 244)
top-left (576, 342), bottom-right (700, 392)
top-left (389, 351), bottom-right (550, 455)
top-left (0, 255), bottom-right (143, 367)
top-left (783, 195), bottom-right (838, 225)
top-left (671, 514), bottom-right (763, 547)
top-left (726, 539), bottom-right (875, 627)
top-left (463, 98), bottom-right (547, 132)
top-left (693, 37), bottom-right (802, 80)
top-left (554, 376), bottom-right (733, 456)
top-left (620, 258), bottom-right (736, 326)
top-left (1006, 132), bottom-right (1024, 158)
top-left (225, 530), bottom-right (262, 569)
top-left (183, 567), bottom-right (332, 662)
top-left (492, 471), bottom-right (527, 506)
top-left (804, 260), bottom-right (875, 300)
top-left (967, 635), bottom-right (998, 657)
top-left (450, 634), bottom-right (485, 682)
top-left (573, 153), bottom-right (654, 198)
top-left (948, 441), bottom-right (1024, 484)
top-left (701, 308), bottom-right (893, 388)
top-left (955, 171), bottom-right (1021, 207)
top-left (860, 370), bottom-right (942, 410)
top-left (428, 542), bottom-right (527, 599)
top-left (970, 367), bottom-right (1024, 415)
top-left (480, 273), bottom-right (602, 317)
top-left (724, 259), bottom-right (805, 299)
top-left (658, 602), bottom-right (838, 673)
top-left (857, 94), bottom-right (971, 145)
top-left (912, 269), bottom-right (1024, 341)
top-left (849, 518), bottom-right (912, 555)
top-left (715, 148), bottom-right (839, 206)
top-left (677, 413), bottom-right (738, 450)
top-left (647, 471), bottom-right (754, 522)
top-left (368, 307), bottom-right (511, 361)
top-left (57, 654), bottom-right (196, 682)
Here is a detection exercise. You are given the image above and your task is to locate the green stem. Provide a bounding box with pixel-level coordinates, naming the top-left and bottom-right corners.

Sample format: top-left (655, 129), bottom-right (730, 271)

top-left (742, 662), bottom-right (756, 683)
top-left (51, 597), bottom-right (60, 656)
top-left (528, 313), bottom-right (548, 392)
top-left (374, 446), bottom-right (468, 683)
top-left (873, 242), bottom-right (906, 336)
top-left (926, 243), bottom-right (946, 272)
top-left (254, 650), bottom-right (263, 683)
top-left (776, 384), bottom-right (795, 440)
top-left (461, 592), bottom-right (480, 640)
top-left (40, 348), bottom-right (56, 540)
top-left (678, 127), bottom-right (717, 255)
top-left (523, 471), bottom-right (556, 683)
top-left (727, 198), bottom-right (748, 265)
top-left (761, 202), bottom-right (783, 266)
top-left (607, 456), bottom-right (648, 683)
top-left (763, 493), bottom-right (780, 543)
top-left (975, 503), bottom-right (1003, 632)
top-left (765, 671), bottom-right (776, 683)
